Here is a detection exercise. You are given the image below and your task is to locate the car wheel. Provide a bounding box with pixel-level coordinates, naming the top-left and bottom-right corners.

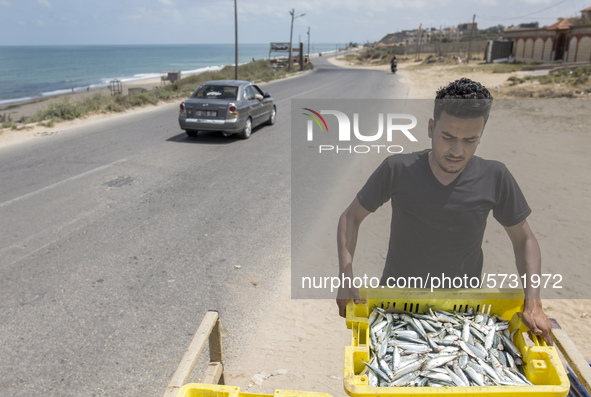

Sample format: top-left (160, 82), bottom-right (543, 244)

top-left (186, 130), bottom-right (198, 137)
top-left (267, 107), bottom-right (277, 125)
top-left (238, 118), bottom-right (252, 139)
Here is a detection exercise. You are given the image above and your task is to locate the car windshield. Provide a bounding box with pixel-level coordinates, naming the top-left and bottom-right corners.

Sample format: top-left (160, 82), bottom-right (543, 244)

top-left (191, 85), bottom-right (238, 100)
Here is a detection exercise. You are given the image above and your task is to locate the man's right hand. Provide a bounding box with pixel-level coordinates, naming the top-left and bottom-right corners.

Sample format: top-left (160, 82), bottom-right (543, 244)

top-left (336, 198), bottom-right (370, 318)
top-left (337, 286), bottom-right (360, 318)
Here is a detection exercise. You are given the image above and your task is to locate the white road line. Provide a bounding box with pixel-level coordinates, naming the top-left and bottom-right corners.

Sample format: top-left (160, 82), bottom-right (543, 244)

top-left (276, 81), bottom-right (339, 104)
top-left (0, 159), bottom-right (127, 209)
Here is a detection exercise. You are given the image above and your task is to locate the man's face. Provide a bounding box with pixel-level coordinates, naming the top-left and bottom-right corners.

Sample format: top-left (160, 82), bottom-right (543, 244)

top-left (428, 111), bottom-right (485, 176)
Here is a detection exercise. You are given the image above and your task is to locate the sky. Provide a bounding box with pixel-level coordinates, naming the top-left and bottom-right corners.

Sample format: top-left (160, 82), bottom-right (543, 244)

top-left (0, 0), bottom-right (589, 46)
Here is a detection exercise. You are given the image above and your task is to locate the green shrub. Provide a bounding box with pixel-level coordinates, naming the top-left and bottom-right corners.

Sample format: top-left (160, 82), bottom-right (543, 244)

top-left (104, 101), bottom-right (124, 113)
top-left (32, 98), bottom-right (82, 122)
top-left (39, 119), bottom-right (55, 128)
top-left (507, 76), bottom-right (525, 86)
top-left (129, 92), bottom-right (159, 106)
top-left (490, 64), bottom-right (522, 73)
top-left (81, 93), bottom-right (109, 113)
top-left (0, 113), bottom-right (14, 129)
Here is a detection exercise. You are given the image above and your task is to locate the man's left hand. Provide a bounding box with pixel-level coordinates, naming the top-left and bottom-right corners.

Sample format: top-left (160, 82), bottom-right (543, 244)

top-left (522, 299), bottom-right (553, 345)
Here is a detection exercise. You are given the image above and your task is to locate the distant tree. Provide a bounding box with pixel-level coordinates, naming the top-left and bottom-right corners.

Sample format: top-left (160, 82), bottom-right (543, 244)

top-left (573, 16), bottom-right (591, 25)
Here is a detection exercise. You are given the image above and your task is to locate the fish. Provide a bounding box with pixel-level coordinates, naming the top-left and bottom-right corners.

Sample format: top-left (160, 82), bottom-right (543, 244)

top-left (484, 325), bottom-right (496, 350)
top-left (391, 342), bottom-right (430, 354)
top-left (367, 370), bottom-right (378, 387)
top-left (363, 305), bottom-right (530, 388)
top-left (453, 362), bottom-right (470, 386)
top-left (378, 357), bottom-right (394, 381)
top-left (390, 370), bottom-right (420, 386)
top-left (372, 319), bottom-right (387, 335)
top-left (497, 349), bottom-right (508, 367)
top-left (392, 357), bottom-right (426, 380)
top-left (362, 360), bottom-right (390, 382)
top-left (392, 329), bottom-right (421, 338)
top-left (368, 310), bottom-right (380, 327)
top-left (423, 354), bottom-right (458, 371)
top-left (458, 353), bottom-right (469, 369)
top-left (378, 336), bottom-right (389, 358)
top-left (476, 357), bottom-right (501, 384)
top-left (395, 334), bottom-right (428, 345)
top-left (462, 320), bottom-right (471, 342)
top-left (500, 333), bottom-right (522, 359)
top-left (465, 365), bottom-right (485, 386)
top-left (392, 345), bottom-right (400, 371)
top-left (446, 366), bottom-right (468, 387)
top-left (420, 370), bottom-right (453, 383)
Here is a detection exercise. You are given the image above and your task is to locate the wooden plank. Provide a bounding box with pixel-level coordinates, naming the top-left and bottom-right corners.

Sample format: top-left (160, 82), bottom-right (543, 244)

top-left (550, 318), bottom-right (591, 394)
top-left (202, 362), bottom-right (224, 385)
top-left (209, 318), bottom-right (223, 363)
top-left (163, 311), bottom-right (219, 397)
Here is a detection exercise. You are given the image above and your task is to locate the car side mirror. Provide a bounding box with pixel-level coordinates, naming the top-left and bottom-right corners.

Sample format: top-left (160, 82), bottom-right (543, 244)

top-left (264, 92), bottom-right (271, 98)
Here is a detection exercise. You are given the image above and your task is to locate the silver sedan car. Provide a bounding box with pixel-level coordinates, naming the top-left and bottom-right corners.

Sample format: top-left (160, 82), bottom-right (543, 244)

top-left (178, 80), bottom-right (276, 139)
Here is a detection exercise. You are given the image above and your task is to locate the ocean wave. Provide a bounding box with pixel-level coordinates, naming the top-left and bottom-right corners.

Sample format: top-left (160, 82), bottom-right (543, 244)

top-left (0, 96), bottom-right (36, 106)
top-left (0, 44), bottom-right (342, 104)
top-left (0, 65), bottom-right (229, 105)
top-left (96, 65), bottom-right (225, 85)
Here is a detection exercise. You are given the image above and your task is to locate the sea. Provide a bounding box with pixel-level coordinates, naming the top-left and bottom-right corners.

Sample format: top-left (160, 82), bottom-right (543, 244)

top-left (0, 43), bottom-right (340, 105)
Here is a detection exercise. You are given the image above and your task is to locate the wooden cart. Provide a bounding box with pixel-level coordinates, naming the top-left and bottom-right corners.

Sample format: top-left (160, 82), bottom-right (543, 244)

top-left (163, 311), bottom-right (591, 397)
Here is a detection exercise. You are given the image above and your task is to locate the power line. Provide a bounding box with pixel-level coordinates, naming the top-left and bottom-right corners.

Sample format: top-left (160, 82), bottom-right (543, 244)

top-left (236, 2), bottom-right (271, 24)
top-left (478, 0), bottom-right (570, 21)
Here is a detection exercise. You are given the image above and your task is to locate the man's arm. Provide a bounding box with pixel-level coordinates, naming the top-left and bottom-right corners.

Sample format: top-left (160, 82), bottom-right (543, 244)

top-left (336, 197), bottom-right (371, 318)
top-left (504, 219), bottom-right (553, 344)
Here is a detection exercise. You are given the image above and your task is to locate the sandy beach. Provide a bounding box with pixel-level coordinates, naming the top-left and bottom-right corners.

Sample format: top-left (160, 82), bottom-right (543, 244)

top-left (0, 76), bottom-right (166, 121)
top-left (0, 76), bottom-right (171, 148)
top-left (1, 56), bottom-right (589, 395)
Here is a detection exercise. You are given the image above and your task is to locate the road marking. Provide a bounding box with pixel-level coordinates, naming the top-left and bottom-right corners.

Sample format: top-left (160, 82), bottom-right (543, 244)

top-left (276, 81), bottom-right (339, 104)
top-left (0, 159), bottom-right (127, 209)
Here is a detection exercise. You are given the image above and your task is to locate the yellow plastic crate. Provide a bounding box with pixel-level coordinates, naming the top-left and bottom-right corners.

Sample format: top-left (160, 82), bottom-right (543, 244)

top-left (344, 288), bottom-right (570, 397)
top-left (176, 383), bottom-right (334, 397)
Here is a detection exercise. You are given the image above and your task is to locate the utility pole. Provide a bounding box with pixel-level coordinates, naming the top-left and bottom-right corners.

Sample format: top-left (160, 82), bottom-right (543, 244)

top-left (288, 9), bottom-right (294, 71)
top-left (234, 0), bottom-right (238, 79)
top-left (415, 23), bottom-right (422, 61)
top-left (438, 24), bottom-right (442, 57)
top-left (307, 27), bottom-right (310, 58)
top-left (467, 14), bottom-right (476, 64)
top-left (288, 9), bottom-right (305, 71)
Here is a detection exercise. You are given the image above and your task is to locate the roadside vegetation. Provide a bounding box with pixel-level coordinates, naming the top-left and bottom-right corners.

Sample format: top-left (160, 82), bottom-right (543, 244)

top-left (339, 47), bottom-right (591, 98)
top-left (508, 67), bottom-right (591, 86)
top-left (0, 59), bottom-right (312, 130)
top-left (340, 46), bottom-right (401, 66)
top-left (504, 67), bottom-right (591, 98)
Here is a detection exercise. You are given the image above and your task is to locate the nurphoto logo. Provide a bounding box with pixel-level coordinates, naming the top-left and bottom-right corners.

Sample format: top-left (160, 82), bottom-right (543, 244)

top-left (302, 107), bottom-right (419, 154)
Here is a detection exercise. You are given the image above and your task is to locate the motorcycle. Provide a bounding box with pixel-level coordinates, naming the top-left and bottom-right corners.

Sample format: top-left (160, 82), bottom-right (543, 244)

top-left (391, 60), bottom-right (398, 74)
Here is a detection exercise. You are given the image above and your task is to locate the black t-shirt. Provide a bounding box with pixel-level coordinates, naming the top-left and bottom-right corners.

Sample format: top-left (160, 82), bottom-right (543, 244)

top-left (356, 149), bottom-right (531, 282)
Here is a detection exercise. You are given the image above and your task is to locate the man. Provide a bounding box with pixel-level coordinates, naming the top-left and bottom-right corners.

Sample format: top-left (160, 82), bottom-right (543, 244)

top-left (336, 78), bottom-right (552, 344)
top-left (390, 55), bottom-right (398, 72)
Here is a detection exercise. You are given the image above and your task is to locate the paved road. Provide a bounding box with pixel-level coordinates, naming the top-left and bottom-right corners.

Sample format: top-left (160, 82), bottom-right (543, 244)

top-left (0, 56), bottom-right (406, 396)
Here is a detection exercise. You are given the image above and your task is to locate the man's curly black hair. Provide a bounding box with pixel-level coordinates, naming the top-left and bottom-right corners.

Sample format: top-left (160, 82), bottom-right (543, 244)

top-left (433, 78), bottom-right (493, 124)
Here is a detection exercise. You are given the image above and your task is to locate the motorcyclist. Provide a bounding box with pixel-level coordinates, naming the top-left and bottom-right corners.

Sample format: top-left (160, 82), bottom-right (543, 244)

top-left (390, 55), bottom-right (397, 73)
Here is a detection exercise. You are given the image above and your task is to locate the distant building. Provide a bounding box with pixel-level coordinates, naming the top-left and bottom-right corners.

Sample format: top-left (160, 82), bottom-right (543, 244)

top-left (582, 6), bottom-right (591, 20)
top-left (458, 22), bottom-right (477, 32)
top-left (518, 22), bottom-right (539, 29)
top-left (440, 27), bottom-right (463, 42)
top-left (503, 7), bottom-right (591, 63)
top-left (404, 28), bottom-right (431, 45)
